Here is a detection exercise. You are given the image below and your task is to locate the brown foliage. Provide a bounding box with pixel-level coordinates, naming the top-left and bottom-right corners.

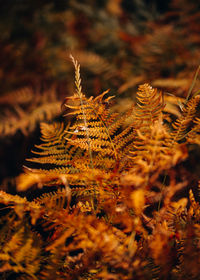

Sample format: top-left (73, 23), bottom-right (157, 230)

top-left (0, 59), bottom-right (200, 279)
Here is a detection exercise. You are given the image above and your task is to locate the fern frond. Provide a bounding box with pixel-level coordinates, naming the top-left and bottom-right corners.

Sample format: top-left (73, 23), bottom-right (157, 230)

top-left (128, 119), bottom-right (188, 185)
top-left (64, 90), bottom-right (118, 161)
top-left (189, 189), bottom-right (200, 219)
top-left (28, 122), bottom-right (79, 166)
top-left (135, 83), bottom-right (165, 130)
top-left (40, 122), bottom-right (67, 142)
top-left (0, 100), bottom-right (61, 137)
top-left (187, 116), bottom-right (200, 145)
top-left (0, 86), bottom-right (61, 137)
top-left (66, 137), bottom-right (115, 154)
top-left (33, 188), bottom-right (68, 210)
top-left (170, 95), bottom-right (200, 144)
top-left (24, 82), bottom-right (169, 196)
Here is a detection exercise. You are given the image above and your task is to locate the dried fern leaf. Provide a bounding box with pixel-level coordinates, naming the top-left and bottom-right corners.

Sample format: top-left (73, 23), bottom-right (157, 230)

top-left (170, 95), bottom-right (200, 144)
top-left (135, 83), bottom-right (165, 135)
top-left (187, 116), bottom-right (200, 145)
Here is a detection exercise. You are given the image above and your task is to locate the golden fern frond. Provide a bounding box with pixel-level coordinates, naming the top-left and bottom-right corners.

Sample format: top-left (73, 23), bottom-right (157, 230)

top-left (27, 122), bottom-right (90, 175)
top-left (17, 164), bottom-right (118, 192)
top-left (64, 57), bottom-right (118, 163)
top-left (124, 85), bottom-right (172, 174)
top-left (64, 88), bottom-right (137, 166)
top-left (29, 122), bottom-right (70, 159)
top-left (113, 123), bottom-right (137, 161)
top-left (25, 58), bottom-right (139, 187)
top-left (24, 61), bottom-right (189, 220)
top-left (39, 122), bottom-right (66, 143)
top-left (135, 83), bottom-right (165, 131)
top-left (170, 95), bottom-right (200, 144)
top-left (28, 98), bottom-right (129, 174)
top-left (33, 188), bottom-right (68, 210)
top-left (187, 117), bottom-right (200, 145)
top-left (189, 189), bottom-right (200, 219)
top-left (127, 119), bottom-right (188, 184)
top-left (23, 66), bottom-right (170, 201)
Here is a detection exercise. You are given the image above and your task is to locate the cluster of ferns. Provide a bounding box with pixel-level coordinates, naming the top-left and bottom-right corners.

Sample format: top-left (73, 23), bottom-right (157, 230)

top-left (0, 59), bottom-right (200, 280)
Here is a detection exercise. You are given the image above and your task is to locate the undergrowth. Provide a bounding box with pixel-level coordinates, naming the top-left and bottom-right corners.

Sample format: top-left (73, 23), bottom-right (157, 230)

top-left (0, 57), bottom-right (200, 280)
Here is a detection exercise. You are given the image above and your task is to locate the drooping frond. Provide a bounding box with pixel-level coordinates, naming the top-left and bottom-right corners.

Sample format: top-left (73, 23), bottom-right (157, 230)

top-left (170, 95), bottom-right (200, 144)
top-left (33, 188), bottom-right (69, 211)
top-left (187, 117), bottom-right (200, 145)
top-left (0, 87), bottom-right (61, 137)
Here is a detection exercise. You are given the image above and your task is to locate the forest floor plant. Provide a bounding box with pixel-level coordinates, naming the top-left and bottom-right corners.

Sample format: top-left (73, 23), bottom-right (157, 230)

top-left (0, 58), bottom-right (200, 279)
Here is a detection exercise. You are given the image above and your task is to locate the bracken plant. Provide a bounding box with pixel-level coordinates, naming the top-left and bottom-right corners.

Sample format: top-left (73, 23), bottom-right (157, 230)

top-left (0, 57), bottom-right (200, 280)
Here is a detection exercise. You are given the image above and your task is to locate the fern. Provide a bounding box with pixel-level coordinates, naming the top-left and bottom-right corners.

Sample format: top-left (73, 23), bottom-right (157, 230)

top-left (1, 59), bottom-right (198, 280)
top-left (21, 60), bottom-right (135, 194)
top-left (135, 83), bottom-right (165, 128)
top-left (187, 117), bottom-right (200, 145)
top-left (16, 63), bottom-right (194, 200)
top-left (170, 95), bottom-right (200, 144)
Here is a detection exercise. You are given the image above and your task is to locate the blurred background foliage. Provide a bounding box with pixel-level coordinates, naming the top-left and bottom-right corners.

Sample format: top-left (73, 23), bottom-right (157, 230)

top-left (0, 0), bottom-right (199, 95)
